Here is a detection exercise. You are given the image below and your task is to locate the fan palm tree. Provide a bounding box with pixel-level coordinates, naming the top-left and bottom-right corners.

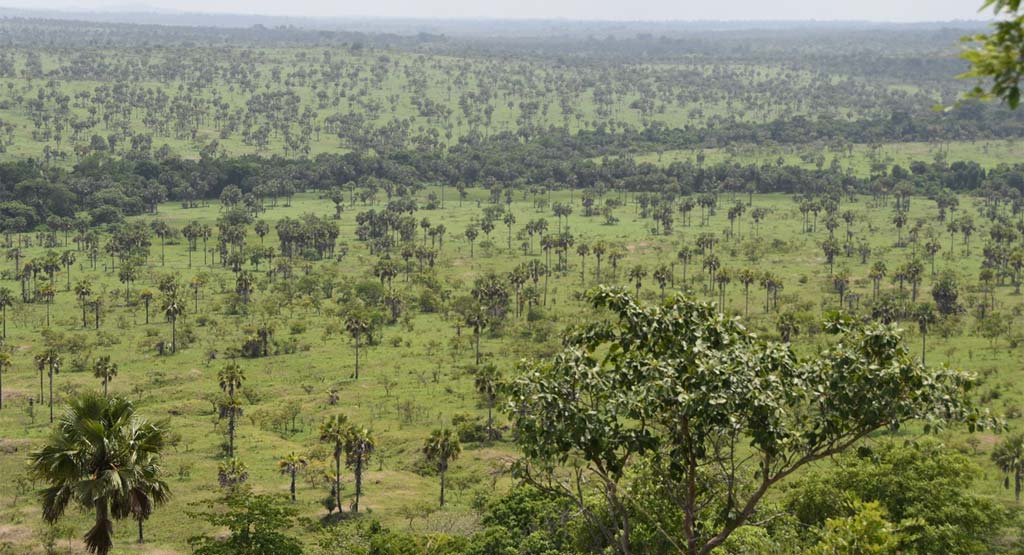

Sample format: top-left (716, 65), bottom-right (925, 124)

top-left (92, 355), bottom-right (118, 396)
top-left (35, 348), bottom-right (61, 423)
top-left (60, 250), bottom-right (76, 291)
top-left (217, 457), bottom-right (249, 492)
top-left (28, 392), bottom-right (169, 555)
top-left (139, 289), bottom-right (154, 324)
top-left (162, 293), bottom-right (184, 354)
top-left (474, 364), bottom-right (501, 441)
top-left (345, 314), bottom-right (371, 379)
top-left (993, 433), bottom-right (1024, 503)
top-left (278, 452), bottom-right (308, 502)
top-left (0, 349), bottom-right (10, 410)
top-left (0, 287), bottom-right (13, 339)
top-left (423, 428), bottom-right (461, 507)
top-left (319, 414), bottom-right (349, 514)
top-left (345, 426), bottom-right (375, 513)
top-left (218, 361), bottom-right (245, 458)
top-left (74, 280), bottom-right (92, 328)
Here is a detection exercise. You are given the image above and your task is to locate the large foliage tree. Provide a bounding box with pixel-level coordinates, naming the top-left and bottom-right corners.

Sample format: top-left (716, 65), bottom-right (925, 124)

top-left (505, 287), bottom-right (988, 555)
top-left (964, 0), bottom-right (1024, 108)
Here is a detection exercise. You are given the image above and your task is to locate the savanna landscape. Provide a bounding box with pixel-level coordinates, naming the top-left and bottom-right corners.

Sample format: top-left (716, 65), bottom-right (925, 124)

top-left (2, 3), bottom-right (1024, 554)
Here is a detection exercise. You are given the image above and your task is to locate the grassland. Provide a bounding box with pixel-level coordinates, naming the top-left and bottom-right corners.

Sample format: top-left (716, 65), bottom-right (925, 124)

top-left (633, 138), bottom-right (1024, 174)
top-left (0, 184), bottom-right (1021, 553)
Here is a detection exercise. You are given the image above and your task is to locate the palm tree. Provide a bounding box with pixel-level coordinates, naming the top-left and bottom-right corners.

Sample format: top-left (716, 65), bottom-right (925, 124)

top-left (0, 287), bottom-right (12, 339)
top-left (345, 314), bottom-right (371, 379)
top-left (319, 414), bottom-right (349, 514)
top-left (993, 433), bottom-right (1024, 503)
top-left (74, 280), bottom-right (92, 328)
top-left (140, 289), bottom-right (154, 324)
top-left (162, 293), bottom-right (184, 354)
top-left (218, 361), bottom-right (245, 458)
top-left (628, 265), bottom-right (647, 297)
top-left (0, 349), bottom-right (11, 410)
top-left (35, 348), bottom-right (61, 423)
top-left (345, 426), bottom-right (375, 513)
top-left (28, 392), bottom-right (169, 555)
top-left (278, 452), bottom-right (308, 502)
top-left (913, 303), bottom-right (937, 365)
top-left (92, 355), bottom-right (118, 396)
top-left (217, 457), bottom-right (249, 491)
top-left (423, 428), bottom-right (461, 507)
top-left (474, 363), bottom-right (501, 440)
top-left (60, 250), bottom-right (76, 291)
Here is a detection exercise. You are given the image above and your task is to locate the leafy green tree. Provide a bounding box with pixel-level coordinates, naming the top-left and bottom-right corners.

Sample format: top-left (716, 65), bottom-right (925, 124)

top-left (28, 392), bottom-right (169, 555)
top-left (963, 0), bottom-right (1024, 108)
top-left (188, 492), bottom-right (302, 555)
top-left (423, 428), bottom-right (461, 507)
top-left (806, 502), bottom-right (902, 555)
top-left (787, 439), bottom-right (1005, 555)
top-left (506, 287), bottom-right (987, 555)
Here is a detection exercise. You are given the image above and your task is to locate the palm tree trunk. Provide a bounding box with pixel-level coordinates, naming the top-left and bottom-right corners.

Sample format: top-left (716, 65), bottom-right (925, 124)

top-left (290, 470), bottom-right (296, 502)
top-left (922, 333), bottom-right (927, 365)
top-left (440, 470), bottom-right (446, 507)
top-left (228, 411), bottom-right (235, 457)
top-left (335, 455), bottom-right (342, 514)
top-left (354, 337), bottom-right (360, 380)
top-left (138, 518), bottom-right (144, 544)
top-left (354, 459), bottom-right (362, 513)
top-left (1016, 472), bottom-right (1022, 503)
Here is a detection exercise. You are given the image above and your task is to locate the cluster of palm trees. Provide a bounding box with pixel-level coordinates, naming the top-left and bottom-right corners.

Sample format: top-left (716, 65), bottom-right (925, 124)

top-left (318, 413), bottom-right (376, 514)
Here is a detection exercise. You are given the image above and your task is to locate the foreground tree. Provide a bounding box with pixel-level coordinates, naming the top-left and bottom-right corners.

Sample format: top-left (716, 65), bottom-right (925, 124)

top-left (28, 393), bottom-right (169, 555)
top-left (964, 0), bottom-right (1024, 107)
top-left (505, 287), bottom-right (988, 555)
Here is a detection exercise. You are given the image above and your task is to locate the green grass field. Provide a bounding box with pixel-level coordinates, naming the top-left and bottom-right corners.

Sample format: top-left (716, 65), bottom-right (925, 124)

top-left (633, 138), bottom-right (1024, 174)
top-left (0, 187), bottom-right (1021, 553)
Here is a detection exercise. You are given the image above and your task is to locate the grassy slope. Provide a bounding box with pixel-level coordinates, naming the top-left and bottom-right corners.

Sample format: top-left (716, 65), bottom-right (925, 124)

top-left (0, 187), bottom-right (1019, 553)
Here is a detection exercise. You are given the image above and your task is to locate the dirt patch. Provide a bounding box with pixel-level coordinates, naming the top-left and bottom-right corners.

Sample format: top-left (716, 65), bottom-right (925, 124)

top-left (0, 523), bottom-right (34, 547)
top-left (0, 436), bottom-right (33, 455)
top-left (1, 387), bottom-right (29, 404)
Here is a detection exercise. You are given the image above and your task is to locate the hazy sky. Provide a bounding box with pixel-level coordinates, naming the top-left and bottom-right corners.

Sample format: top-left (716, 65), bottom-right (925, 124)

top-left (1, 0), bottom-right (989, 21)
